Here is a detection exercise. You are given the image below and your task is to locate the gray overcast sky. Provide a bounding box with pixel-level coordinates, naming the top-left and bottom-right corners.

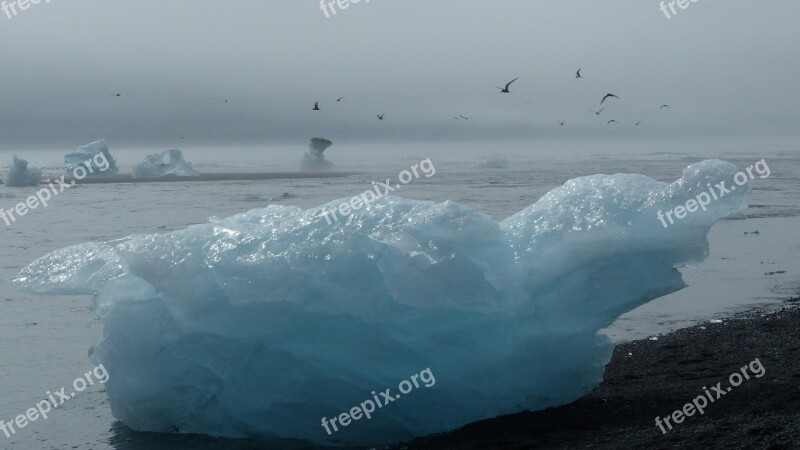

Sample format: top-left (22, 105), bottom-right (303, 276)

top-left (0, 0), bottom-right (798, 148)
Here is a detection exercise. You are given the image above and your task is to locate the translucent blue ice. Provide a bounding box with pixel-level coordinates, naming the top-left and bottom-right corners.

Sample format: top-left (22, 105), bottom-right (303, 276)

top-left (64, 139), bottom-right (118, 177)
top-left (14, 160), bottom-right (749, 446)
top-left (3, 155), bottom-right (42, 186)
top-left (132, 149), bottom-right (199, 179)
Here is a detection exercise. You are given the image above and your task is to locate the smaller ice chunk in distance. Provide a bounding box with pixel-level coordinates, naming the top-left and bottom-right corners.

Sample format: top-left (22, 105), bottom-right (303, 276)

top-left (3, 155), bottom-right (42, 186)
top-left (132, 149), bottom-right (199, 179)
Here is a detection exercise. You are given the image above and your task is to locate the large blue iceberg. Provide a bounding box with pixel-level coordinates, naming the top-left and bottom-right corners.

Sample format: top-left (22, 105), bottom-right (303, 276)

top-left (65, 139), bottom-right (118, 177)
top-left (132, 149), bottom-right (199, 179)
top-left (3, 155), bottom-right (42, 186)
top-left (14, 160), bottom-right (750, 446)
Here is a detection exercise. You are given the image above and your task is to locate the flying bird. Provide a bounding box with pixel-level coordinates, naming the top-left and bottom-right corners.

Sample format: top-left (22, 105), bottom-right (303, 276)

top-left (559, 121), bottom-right (566, 126)
top-left (601, 93), bottom-right (620, 105)
top-left (497, 77), bottom-right (519, 93)
top-left (660, 104), bottom-right (671, 109)
top-left (208, 97), bottom-right (238, 105)
top-left (337, 97), bottom-right (344, 102)
top-left (459, 114), bottom-right (471, 120)
top-left (377, 113), bottom-right (385, 120)
top-left (607, 120), bottom-right (618, 125)
top-left (635, 121), bottom-right (641, 126)
top-left (576, 69), bottom-right (583, 79)
top-left (588, 107), bottom-right (607, 116)
top-left (313, 101), bottom-right (321, 111)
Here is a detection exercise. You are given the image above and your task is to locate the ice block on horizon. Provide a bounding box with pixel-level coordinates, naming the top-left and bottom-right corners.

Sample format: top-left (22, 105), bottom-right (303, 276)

top-left (2, 155), bottom-right (42, 186)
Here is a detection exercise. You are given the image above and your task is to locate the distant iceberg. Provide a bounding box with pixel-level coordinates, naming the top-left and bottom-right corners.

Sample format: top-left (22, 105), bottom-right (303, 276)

top-left (132, 149), bottom-right (198, 179)
top-left (14, 160), bottom-right (749, 446)
top-left (3, 155), bottom-right (41, 186)
top-left (65, 139), bottom-right (118, 178)
top-left (300, 137), bottom-right (333, 171)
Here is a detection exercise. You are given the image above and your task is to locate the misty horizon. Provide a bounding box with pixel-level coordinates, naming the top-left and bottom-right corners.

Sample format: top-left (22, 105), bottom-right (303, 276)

top-left (0, 1), bottom-right (798, 149)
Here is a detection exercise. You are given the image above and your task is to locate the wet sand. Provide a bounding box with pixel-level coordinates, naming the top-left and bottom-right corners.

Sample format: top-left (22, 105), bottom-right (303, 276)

top-left (403, 300), bottom-right (800, 450)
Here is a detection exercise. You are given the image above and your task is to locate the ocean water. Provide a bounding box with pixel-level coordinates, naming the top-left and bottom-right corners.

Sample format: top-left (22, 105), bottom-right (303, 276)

top-left (0, 139), bottom-right (798, 449)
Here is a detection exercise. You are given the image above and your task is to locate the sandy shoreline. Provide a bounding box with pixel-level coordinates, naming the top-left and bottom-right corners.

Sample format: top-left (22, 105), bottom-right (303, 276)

top-left (0, 172), bottom-right (362, 186)
top-left (403, 300), bottom-right (800, 449)
top-left (68, 172), bottom-right (362, 184)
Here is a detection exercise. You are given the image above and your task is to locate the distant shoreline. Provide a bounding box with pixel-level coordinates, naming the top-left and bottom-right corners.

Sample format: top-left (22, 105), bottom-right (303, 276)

top-left (1, 172), bottom-right (362, 186)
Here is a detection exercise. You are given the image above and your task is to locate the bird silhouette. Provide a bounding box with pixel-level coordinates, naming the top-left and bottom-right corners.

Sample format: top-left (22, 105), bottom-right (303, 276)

top-left (377, 113), bottom-right (385, 120)
top-left (313, 101), bottom-right (321, 111)
top-left (497, 77), bottom-right (519, 93)
top-left (607, 120), bottom-right (619, 125)
top-left (635, 121), bottom-right (641, 126)
top-left (459, 114), bottom-right (471, 120)
top-left (660, 104), bottom-right (671, 109)
top-left (337, 97), bottom-right (344, 102)
top-left (576, 69), bottom-right (583, 79)
top-left (559, 121), bottom-right (566, 126)
top-left (588, 107), bottom-right (607, 116)
top-left (601, 94), bottom-right (620, 105)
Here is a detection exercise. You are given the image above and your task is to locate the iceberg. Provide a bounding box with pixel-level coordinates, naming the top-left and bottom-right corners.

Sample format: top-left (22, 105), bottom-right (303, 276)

top-left (14, 160), bottom-right (750, 446)
top-left (2, 155), bottom-right (42, 186)
top-left (65, 139), bottom-right (118, 177)
top-left (132, 149), bottom-right (199, 179)
top-left (300, 137), bottom-right (334, 171)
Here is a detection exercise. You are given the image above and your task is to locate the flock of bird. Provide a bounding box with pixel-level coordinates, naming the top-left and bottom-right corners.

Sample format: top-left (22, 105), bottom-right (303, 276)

top-left (112, 69), bottom-right (672, 131)
top-left (313, 98), bottom-right (385, 121)
top-left (308, 68), bottom-right (672, 127)
top-left (489, 71), bottom-right (672, 127)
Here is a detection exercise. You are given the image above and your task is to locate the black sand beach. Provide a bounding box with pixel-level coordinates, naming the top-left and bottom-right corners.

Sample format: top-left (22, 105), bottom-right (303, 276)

top-left (403, 300), bottom-right (800, 450)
